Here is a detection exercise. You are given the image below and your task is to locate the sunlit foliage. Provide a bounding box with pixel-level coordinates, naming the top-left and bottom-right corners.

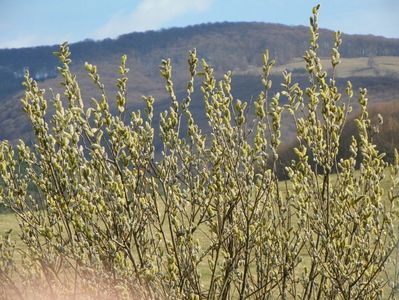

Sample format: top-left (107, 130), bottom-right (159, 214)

top-left (1, 6), bottom-right (399, 299)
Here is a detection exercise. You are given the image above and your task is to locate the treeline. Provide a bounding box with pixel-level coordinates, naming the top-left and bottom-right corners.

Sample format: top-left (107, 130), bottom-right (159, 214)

top-left (1, 22), bottom-right (399, 99)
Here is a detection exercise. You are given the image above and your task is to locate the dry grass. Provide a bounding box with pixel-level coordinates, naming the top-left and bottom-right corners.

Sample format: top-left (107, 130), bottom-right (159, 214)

top-left (235, 56), bottom-right (399, 79)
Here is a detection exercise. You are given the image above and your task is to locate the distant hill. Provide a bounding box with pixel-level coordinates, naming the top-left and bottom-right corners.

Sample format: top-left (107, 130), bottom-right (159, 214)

top-left (1, 21), bottom-right (399, 147)
top-left (2, 22), bottom-right (399, 97)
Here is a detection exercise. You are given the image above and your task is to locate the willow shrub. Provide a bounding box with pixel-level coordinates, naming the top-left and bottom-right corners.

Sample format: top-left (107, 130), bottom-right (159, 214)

top-left (1, 5), bottom-right (399, 299)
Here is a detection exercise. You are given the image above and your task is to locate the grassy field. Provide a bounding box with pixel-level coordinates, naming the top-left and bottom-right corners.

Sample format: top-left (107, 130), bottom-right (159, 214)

top-left (0, 212), bottom-right (20, 241)
top-left (236, 55), bottom-right (399, 79)
top-left (1, 167), bottom-right (399, 297)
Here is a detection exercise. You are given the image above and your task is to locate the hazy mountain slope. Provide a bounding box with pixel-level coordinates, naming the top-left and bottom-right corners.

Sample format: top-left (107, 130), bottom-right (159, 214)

top-left (2, 22), bottom-right (399, 97)
top-left (1, 21), bottom-right (399, 145)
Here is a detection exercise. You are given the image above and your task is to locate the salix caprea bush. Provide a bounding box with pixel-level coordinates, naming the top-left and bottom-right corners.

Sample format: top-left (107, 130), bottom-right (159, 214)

top-left (1, 5), bottom-right (399, 299)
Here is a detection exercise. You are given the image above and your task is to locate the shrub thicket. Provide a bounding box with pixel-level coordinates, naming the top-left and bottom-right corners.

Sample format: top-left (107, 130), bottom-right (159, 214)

top-left (1, 5), bottom-right (399, 299)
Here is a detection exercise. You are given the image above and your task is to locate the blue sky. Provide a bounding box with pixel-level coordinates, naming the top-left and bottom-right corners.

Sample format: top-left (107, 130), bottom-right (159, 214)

top-left (0, 0), bottom-right (398, 49)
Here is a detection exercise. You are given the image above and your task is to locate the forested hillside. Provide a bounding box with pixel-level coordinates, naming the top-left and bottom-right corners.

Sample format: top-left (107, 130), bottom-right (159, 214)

top-left (1, 21), bottom-right (399, 148)
top-left (2, 22), bottom-right (399, 99)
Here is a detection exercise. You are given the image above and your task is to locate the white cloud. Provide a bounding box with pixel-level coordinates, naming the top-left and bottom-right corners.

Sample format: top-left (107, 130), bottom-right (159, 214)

top-left (0, 34), bottom-right (41, 49)
top-left (0, 32), bottom-right (76, 49)
top-left (94, 0), bottom-right (212, 39)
